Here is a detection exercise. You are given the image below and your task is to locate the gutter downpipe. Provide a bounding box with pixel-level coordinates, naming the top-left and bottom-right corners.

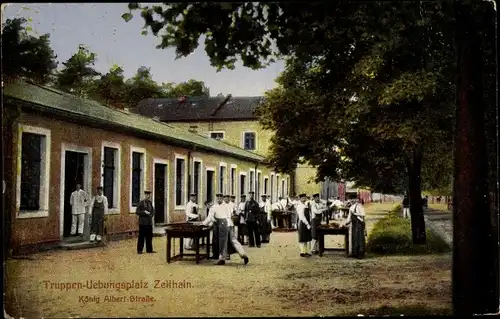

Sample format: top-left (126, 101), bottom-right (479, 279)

top-left (255, 162), bottom-right (259, 197)
top-left (187, 146), bottom-right (195, 204)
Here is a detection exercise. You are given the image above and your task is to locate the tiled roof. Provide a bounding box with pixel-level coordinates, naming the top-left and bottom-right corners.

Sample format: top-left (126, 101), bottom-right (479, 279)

top-left (134, 95), bottom-right (262, 121)
top-left (3, 81), bottom-right (264, 162)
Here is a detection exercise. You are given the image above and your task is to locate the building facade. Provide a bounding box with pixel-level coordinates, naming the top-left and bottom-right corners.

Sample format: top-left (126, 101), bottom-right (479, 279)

top-left (135, 95), bottom-right (324, 199)
top-left (3, 81), bottom-right (288, 251)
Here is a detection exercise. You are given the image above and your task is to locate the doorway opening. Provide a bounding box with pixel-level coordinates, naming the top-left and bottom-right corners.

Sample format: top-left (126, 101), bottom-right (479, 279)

top-left (63, 151), bottom-right (88, 238)
top-left (206, 170), bottom-right (214, 203)
top-left (154, 162), bottom-right (168, 225)
top-left (240, 174), bottom-right (247, 197)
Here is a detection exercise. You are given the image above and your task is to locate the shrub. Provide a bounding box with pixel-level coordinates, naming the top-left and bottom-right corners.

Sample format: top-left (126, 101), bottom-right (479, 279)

top-left (366, 211), bottom-right (450, 255)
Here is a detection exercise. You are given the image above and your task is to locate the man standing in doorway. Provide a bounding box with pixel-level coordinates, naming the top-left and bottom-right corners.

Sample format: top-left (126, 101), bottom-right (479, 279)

top-left (245, 191), bottom-right (261, 248)
top-left (136, 190), bottom-right (156, 254)
top-left (70, 184), bottom-right (89, 236)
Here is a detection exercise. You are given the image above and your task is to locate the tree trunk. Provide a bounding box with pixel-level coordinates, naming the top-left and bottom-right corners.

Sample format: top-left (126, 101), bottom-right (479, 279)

top-left (406, 146), bottom-right (427, 245)
top-left (452, 1), bottom-right (498, 315)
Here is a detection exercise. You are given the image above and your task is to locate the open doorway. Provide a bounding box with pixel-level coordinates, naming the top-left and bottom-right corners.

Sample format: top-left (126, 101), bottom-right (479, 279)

top-left (154, 161), bottom-right (168, 225)
top-left (63, 151), bottom-right (88, 238)
top-left (206, 169), bottom-right (214, 203)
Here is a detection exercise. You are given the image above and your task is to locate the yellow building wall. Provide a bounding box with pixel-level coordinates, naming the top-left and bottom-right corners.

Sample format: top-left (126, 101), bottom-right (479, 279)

top-left (168, 120), bottom-right (317, 198)
top-left (168, 120), bottom-right (274, 157)
top-left (295, 164), bottom-right (322, 196)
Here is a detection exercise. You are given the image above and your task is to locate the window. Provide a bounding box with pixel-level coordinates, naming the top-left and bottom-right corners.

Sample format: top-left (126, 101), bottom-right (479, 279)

top-left (275, 175), bottom-right (280, 200)
top-left (17, 126), bottom-right (51, 218)
top-left (193, 160), bottom-right (201, 203)
top-left (240, 174), bottom-right (247, 197)
top-left (230, 166), bottom-right (236, 195)
top-left (243, 132), bottom-right (256, 150)
top-left (270, 174), bottom-right (274, 202)
top-left (264, 177), bottom-right (269, 196)
top-left (249, 170), bottom-right (255, 193)
top-left (102, 145), bottom-right (120, 210)
top-left (131, 151), bottom-right (145, 207)
top-left (281, 179), bottom-right (285, 198)
top-left (175, 157), bottom-right (186, 207)
top-left (219, 164), bottom-right (226, 194)
top-left (257, 171), bottom-right (261, 198)
top-left (286, 177), bottom-right (290, 196)
top-left (209, 131), bottom-right (225, 140)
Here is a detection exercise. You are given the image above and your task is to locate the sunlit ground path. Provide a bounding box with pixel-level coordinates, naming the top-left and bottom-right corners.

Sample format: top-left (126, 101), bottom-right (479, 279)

top-left (5, 203), bottom-right (451, 317)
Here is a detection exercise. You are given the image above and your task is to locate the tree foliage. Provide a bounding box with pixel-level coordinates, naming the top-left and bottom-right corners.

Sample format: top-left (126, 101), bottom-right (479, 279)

top-left (55, 44), bottom-right (101, 97)
top-left (1, 18), bottom-right (57, 85)
top-left (160, 79), bottom-right (210, 98)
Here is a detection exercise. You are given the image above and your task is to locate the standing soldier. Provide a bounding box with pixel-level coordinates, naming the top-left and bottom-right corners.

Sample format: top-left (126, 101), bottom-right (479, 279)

top-left (259, 194), bottom-right (272, 243)
top-left (70, 184), bottom-right (89, 236)
top-left (184, 193), bottom-right (199, 250)
top-left (245, 191), bottom-right (261, 248)
top-left (89, 186), bottom-right (108, 242)
top-left (136, 190), bottom-right (155, 254)
top-left (296, 193), bottom-right (312, 257)
top-left (311, 193), bottom-right (327, 254)
top-left (237, 194), bottom-right (247, 244)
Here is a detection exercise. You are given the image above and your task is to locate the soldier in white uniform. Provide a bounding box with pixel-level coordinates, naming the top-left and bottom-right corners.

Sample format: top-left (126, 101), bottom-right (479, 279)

top-left (271, 200), bottom-right (284, 229)
top-left (184, 193), bottom-right (200, 250)
top-left (70, 184), bottom-right (89, 236)
top-left (310, 193), bottom-right (328, 254)
top-left (202, 193), bottom-right (249, 265)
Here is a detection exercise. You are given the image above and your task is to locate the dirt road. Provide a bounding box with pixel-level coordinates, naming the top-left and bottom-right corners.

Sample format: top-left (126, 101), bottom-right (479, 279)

top-left (5, 204), bottom-right (451, 317)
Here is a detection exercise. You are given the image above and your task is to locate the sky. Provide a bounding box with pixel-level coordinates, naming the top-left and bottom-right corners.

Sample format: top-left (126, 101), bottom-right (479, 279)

top-left (2, 3), bottom-right (285, 96)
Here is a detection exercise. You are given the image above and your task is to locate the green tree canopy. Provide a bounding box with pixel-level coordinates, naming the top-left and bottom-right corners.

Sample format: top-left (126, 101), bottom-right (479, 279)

top-left (1, 18), bottom-right (57, 85)
top-left (55, 44), bottom-right (100, 97)
top-left (160, 79), bottom-right (210, 97)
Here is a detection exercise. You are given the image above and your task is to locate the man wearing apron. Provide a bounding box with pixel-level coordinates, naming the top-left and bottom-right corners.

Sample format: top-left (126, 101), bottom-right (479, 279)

top-left (89, 186), bottom-right (108, 242)
top-left (202, 193), bottom-right (249, 265)
top-left (310, 193), bottom-right (327, 254)
top-left (259, 194), bottom-right (272, 243)
top-left (296, 193), bottom-right (312, 257)
top-left (184, 193), bottom-right (200, 250)
top-left (237, 195), bottom-right (247, 244)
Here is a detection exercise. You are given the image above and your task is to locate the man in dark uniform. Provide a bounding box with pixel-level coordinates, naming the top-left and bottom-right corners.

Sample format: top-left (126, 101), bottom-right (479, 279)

top-left (245, 191), bottom-right (261, 247)
top-left (237, 194), bottom-right (247, 244)
top-left (136, 190), bottom-right (155, 254)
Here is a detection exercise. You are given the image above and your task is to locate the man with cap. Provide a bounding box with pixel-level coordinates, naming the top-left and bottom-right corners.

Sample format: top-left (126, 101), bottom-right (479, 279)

top-left (89, 186), bottom-right (108, 242)
top-left (297, 193), bottom-right (312, 257)
top-left (135, 190), bottom-right (155, 254)
top-left (259, 194), bottom-right (272, 243)
top-left (244, 191), bottom-right (261, 247)
top-left (184, 193), bottom-right (200, 250)
top-left (311, 193), bottom-right (328, 254)
top-left (237, 194), bottom-right (247, 244)
top-left (271, 199), bottom-right (284, 229)
top-left (202, 193), bottom-right (249, 265)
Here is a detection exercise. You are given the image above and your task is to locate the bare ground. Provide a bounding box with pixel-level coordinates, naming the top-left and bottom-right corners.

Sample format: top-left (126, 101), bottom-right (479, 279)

top-left (5, 204), bottom-right (451, 317)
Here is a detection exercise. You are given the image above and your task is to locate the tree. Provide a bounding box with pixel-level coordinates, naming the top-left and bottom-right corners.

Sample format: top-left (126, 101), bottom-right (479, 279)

top-left (125, 2), bottom-right (459, 244)
top-left (55, 44), bottom-right (100, 97)
top-left (160, 79), bottom-right (210, 97)
top-left (1, 18), bottom-right (57, 85)
top-left (124, 66), bottom-right (163, 107)
top-left (91, 64), bottom-right (128, 108)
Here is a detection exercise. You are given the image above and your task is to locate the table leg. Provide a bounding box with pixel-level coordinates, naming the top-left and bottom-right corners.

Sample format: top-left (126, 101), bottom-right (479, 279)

top-left (319, 234), bottom-right (325, 257)
top-left (179, 238), bottom-right (184, 258)
top-left (344, 233), bottom-right (349, 257)
top-left (195, 237), bottom-right (200, 264)
top-left (166, 234), bottom-right (172, 263)
top-left (206, 232), bottom-right (211, 259)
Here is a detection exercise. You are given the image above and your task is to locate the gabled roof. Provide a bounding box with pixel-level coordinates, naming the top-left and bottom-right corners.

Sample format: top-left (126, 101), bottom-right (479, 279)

top-left (134, 95), bottom-right (263, 122)
top-left (3, 81), bottom-right (265, 163)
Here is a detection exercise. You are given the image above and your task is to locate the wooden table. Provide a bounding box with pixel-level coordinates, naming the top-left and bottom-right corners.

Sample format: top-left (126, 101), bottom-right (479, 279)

top-left (275, 211), bottom-right (293, 228)
top-left (165, 223), bottom-right (211, 264)
top-left (317, 226), bottom-right (349, 257)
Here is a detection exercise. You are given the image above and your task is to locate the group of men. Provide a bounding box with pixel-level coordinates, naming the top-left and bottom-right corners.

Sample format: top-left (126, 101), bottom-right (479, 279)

top-left (69, 184), bottom-right (108, 243)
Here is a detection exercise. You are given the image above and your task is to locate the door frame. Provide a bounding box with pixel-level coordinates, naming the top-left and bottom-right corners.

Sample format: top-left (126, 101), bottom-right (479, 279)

top-left (59, 143), bottom-right (93, 239)
top-left (153, 158), bottom-right (170, 225)
top-left (205, 167), bottom-right (215, 203)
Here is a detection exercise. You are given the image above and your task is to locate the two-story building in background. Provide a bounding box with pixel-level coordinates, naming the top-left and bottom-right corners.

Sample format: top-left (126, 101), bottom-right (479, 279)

top-left (134, 94), bottom-right (346, 201)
